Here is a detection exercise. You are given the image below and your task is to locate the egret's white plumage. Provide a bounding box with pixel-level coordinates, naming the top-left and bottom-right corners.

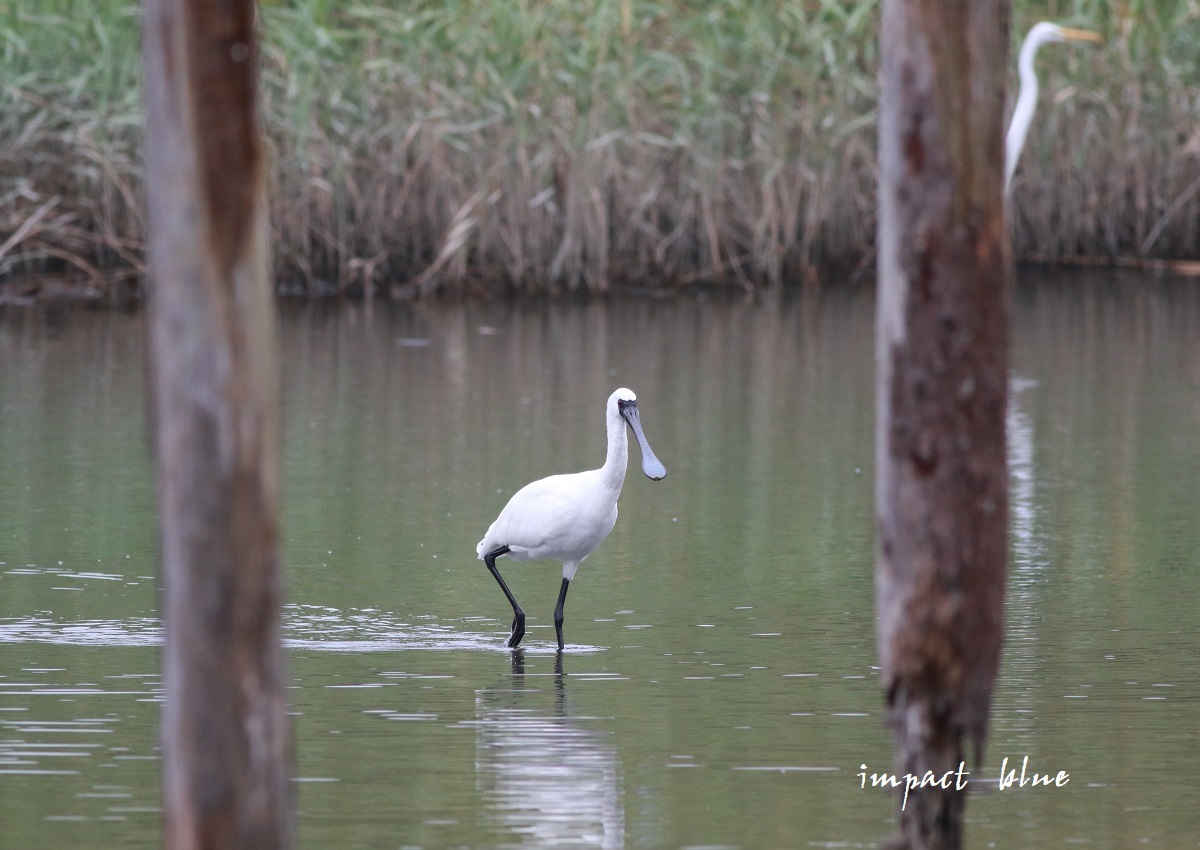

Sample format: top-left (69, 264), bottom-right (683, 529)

top-left (477, 388), bottom-right (667, 650)
top-left (1005, 23), bottom-right (1101, 192)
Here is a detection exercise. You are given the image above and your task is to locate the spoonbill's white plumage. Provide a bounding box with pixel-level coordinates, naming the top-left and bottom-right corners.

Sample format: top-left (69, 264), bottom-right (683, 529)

top-left (1005, 22), bottom-right (1101, 192)
top-left (477, 388), bottom-right (667, 650)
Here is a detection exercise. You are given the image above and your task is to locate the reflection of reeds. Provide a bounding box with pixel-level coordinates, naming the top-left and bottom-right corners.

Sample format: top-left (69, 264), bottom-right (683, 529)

top-left (2, 3), bottom-right (1197, 297)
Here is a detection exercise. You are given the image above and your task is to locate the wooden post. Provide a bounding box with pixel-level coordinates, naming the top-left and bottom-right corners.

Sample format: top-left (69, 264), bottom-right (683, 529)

top-left (875, 1), bottom-right (1010, 847)
top-left (142, 1), bottom-right (292, 847)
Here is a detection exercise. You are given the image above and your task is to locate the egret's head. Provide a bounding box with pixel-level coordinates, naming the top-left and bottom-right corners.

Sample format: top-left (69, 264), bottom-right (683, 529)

top-left (1029, 22), bottom-right (1102, 50)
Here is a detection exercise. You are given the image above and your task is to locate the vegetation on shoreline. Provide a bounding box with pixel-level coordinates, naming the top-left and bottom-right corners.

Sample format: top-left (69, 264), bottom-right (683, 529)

top-left (1, 1), bottom-right (1198, 298)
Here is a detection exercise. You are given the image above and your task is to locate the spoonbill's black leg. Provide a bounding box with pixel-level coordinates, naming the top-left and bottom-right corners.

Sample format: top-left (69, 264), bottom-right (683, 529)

top-left (484, 546), bottom-right (525, 648)
top-left (553, 577), bottom-right (571, 651)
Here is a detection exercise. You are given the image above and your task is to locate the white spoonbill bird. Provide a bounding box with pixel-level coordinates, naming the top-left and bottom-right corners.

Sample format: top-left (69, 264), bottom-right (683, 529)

top-left (477, 388), bottom-right (667, 650)
top-left (1005, 22), bottom-right (1101, 192)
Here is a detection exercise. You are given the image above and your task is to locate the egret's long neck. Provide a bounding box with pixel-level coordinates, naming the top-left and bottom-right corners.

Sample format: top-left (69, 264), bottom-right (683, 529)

top-left (1005, 41), bottom-right (1042, 192)
top-left (600, 412), bottom-right (630, 491)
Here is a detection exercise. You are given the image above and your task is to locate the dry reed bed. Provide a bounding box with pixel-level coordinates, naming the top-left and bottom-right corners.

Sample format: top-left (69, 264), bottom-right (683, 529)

top-left (1, 1), bottom-right (1197, 298)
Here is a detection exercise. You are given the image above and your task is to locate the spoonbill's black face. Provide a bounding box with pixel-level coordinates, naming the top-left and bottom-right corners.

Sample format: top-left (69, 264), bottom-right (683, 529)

top-left (619, 398), bottom-right (667, 481)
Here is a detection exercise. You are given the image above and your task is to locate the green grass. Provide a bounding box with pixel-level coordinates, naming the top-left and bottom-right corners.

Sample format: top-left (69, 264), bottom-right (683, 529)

top-left (1, 0), bottom-right (1198, 296)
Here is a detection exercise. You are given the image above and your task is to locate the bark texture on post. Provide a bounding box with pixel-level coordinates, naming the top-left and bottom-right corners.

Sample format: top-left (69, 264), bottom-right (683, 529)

top-left (142, 1), bottom-right (291, 847)
top-left (876, 1), bottom-right (1010, 848)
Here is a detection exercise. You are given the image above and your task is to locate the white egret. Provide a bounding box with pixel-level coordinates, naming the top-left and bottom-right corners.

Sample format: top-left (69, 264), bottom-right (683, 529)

top-left (477, 388), bottom-right (667, 650)
top-left (1005, 22), bottom-right (1101, 192)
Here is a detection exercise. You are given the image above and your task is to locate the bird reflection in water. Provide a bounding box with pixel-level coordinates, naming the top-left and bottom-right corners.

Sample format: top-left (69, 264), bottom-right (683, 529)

top-left (474, 651), bottom-right (624, 848)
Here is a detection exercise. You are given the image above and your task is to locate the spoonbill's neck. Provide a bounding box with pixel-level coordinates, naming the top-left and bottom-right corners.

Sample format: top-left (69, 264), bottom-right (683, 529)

top-left (600, 409), bottom-right (630, 490)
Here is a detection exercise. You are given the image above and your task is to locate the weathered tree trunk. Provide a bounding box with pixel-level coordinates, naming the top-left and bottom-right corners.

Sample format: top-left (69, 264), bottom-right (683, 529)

top-left (875, 1), bottom-right (1010, 848)
top-left (142, 1), bottom-right (292, 848)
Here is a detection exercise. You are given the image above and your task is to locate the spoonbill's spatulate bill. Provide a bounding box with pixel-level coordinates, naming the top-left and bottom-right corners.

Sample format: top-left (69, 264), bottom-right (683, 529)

top-left (476, 388), bottom-right (667, 650)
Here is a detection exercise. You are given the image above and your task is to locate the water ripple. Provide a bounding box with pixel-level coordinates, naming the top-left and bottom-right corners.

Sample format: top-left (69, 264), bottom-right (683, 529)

top-left (0, 605), bottom-right (601, 654)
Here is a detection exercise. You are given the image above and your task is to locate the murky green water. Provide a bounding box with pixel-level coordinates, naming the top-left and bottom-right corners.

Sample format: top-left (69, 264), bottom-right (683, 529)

top-left (2, 274), bottom-right (1198, 847)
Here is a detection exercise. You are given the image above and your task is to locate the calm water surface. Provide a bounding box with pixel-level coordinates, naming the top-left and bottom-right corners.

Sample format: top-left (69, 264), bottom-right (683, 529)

top-left (1, 273), bottom-right (1198, 848)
